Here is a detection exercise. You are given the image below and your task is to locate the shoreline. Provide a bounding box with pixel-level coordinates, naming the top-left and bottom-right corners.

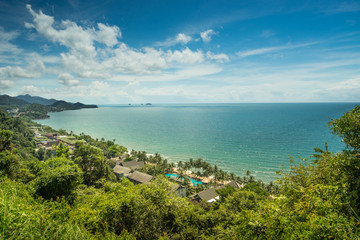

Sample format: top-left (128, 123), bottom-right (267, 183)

top-left (33, 103), bottom-right (351, 183)
top-left (34, 116), bottom-right (284, 183)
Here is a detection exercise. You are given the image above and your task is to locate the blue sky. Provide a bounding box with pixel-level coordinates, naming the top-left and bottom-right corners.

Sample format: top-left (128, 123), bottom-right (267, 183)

top-left (0, 0), bottom-right (360, 103)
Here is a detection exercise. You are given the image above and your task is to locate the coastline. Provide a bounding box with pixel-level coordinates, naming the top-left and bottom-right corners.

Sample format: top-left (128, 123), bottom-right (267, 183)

top-left (34, 103), bottom-right (353, 182)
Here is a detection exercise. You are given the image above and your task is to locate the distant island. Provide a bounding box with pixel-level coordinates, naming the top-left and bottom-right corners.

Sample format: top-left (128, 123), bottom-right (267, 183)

top-left (0, 94), bottom-right (97, 119)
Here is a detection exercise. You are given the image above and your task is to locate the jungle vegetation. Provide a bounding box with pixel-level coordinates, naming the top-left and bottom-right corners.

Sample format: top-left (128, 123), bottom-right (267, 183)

top-left (1, 106), bottom-right (360, 239)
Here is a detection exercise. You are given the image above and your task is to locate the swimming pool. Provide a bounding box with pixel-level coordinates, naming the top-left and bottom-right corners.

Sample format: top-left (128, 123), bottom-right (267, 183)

top-left (165, 173), bottom-right (203, 186)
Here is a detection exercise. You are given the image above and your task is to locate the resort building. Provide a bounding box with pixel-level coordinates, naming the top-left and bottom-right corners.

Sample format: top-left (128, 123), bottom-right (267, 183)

top-left (113, 165), bottom-right (132, 180)
top-left (121, 160), bottom-right (145, 170)
top-left (192, 187), bottom-right (220, 203)
top-left (45, 133), bottom-right (58, 140)
top-left (170, 184), bottom-right (187, 198)
top-left (44, 140), bottom-right (60, 147)
top-left (127, 171), bottom-right (153, 184)
top-left (191, 181), bottom-right (242, 203)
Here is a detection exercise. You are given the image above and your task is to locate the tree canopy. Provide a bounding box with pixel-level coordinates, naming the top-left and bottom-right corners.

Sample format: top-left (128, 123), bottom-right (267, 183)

top-left (1, 107), bottom-right (360, 239)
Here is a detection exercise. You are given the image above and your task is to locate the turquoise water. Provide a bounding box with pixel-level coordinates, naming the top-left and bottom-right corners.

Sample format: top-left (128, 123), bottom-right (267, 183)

top-left (36, 103), bottom-right (358, 182)
top-left (165, 173), bottom-right (203, 186)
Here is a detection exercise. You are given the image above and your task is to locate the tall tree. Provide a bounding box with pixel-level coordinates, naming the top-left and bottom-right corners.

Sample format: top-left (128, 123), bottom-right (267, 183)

top-left (72, 142), bottom-right (115, 186)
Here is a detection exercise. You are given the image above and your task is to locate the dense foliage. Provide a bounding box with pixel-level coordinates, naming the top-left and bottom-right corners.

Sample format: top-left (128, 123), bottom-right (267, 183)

top-left (1, 107), bottom-right (360, 239)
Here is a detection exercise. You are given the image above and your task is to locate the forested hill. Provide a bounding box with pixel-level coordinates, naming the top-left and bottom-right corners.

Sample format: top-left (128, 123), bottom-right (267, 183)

top-left (51, 100), bottom-right (98, 110)
top-left (0, 95), bottom-right (30, 109)
top-left (0, 94), bottom-right (97, 119)
top-left (16, 94), bottom-right (57, 105)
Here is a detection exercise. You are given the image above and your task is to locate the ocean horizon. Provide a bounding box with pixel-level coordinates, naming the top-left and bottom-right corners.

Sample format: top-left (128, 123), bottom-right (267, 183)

top-left (36, 102), bottom-right (358, 182)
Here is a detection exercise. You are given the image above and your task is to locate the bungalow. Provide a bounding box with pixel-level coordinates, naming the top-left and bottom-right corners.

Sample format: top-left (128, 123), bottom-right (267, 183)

top-left (170, 184), bottom-right (187, 198)
top-left (121, 160), bottom-right (145, 170)
top-left (113, 165), bottom-right (132, 180)
top-left (44, 140), bottom-right (60, 147)
top-left (45, 133), bottom-right (58, 140)
top-left (191, 181), bottom-right (242, 203)
top-left (192, 187), bottom-right (219, 203)
top-left (226, 181), bottom-right (243, 189)
top-left (127, 171), bottom-right (153, 184)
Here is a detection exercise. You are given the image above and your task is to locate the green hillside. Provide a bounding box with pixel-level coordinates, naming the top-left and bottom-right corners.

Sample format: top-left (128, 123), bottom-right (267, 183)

top-left (0, 106), bottom-right (359, 239)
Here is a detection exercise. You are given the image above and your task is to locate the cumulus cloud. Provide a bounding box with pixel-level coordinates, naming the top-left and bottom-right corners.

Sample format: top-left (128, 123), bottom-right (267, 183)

top-left (0, 5), bottom-right (231, 98)
top-left (109, 44), bottom-right (168, 74)
top-left (200, 29), bottom-right (216, 43)
top-left (175, 33), bottom-right (192, 44)
top-left (25, 4), bottom-right (121, 57)
top-left (58, 73), bottom-right (80, 86)
top-left (0, 59), bottom-right (45, 79)
top-left (166, 47), bottom-right (204, 65)
top-left (61, 44), bottom-right (208, 77)
top-left (96, 23), bottom-right (121, 46)
top-left (22, 5), bottom-right (228, 81)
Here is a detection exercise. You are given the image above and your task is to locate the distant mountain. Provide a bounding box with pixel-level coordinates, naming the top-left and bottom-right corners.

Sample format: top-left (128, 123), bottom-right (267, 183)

top-left (51, 100), bottom-right (76, 109)
top-left (16, 94), bottom-right (57, 105)
top-left (50, 100), bottom-right (97, 110)
top-left (0, 95), bottom-right (30, 108)
top-left (0, 94), bottom-right (97, 119)
top-left (73, 102), bottom-right (98, 109)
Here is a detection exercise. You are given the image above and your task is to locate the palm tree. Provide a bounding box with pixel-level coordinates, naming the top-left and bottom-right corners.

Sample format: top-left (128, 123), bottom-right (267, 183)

top-left (249, 175), bottom-right (255, 182)
top-left (177, 161), bottom-right (184, 171)
top-left (184, 162), bottom-right (191, 171)
top-left (194, 158), bottom-right (203, 169)
top-left (189, 158), bottom-right (194, 168)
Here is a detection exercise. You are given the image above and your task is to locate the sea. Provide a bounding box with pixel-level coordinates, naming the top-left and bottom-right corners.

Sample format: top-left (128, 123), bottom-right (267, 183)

top-left (35, 103), bottom-right (358, 182)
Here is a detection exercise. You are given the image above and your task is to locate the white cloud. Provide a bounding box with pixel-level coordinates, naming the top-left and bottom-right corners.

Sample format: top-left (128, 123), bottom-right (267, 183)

top-left (166, 47), bottom-right (204, 65)
top-left (237, 42), bottom-right (318, 58)
top-left (109, 44), bottom-right (168, 74)
top-left (0, 59), bottom-right (45, 79)
top-left (21, 6), bottom-right (228, 84)
top-left (21, 85), bottom-right (42, 95)
top-left (60, 52), bottom-right (110, 78)
top-left (0, 80), bottom-right (13, 90)
top-left (175, 33), bottom-right (192, 44)
top-left (110, 64), bottom-right (222, 82)
top-left (18, 80), bottom-right (129, 104)
top-left (25, 4), bottom-right (121, 58)
top-left (0, 27), bottom-right (22, 55)
top-left (155, 33), bottom-right (192, 47)
top-left (127, 81), bottom-right (140, 86)
top-left (61, 44), bottom-right (209, 77)
top-left (200, 29), bottom-right (216, 43)
top-left (206, 52), bottom-right (229, 63)
top-left (326, 77), bottom-right (360, 90)
top-left (58, 73), bottom-right (80, 86)
top-left (96, 23), bottom-right (121, 47)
